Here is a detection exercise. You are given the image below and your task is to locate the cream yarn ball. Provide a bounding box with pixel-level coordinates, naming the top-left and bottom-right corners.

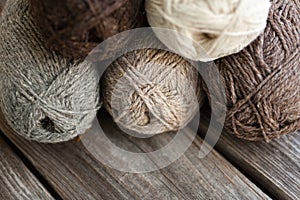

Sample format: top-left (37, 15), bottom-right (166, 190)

top-left (145, 0), bottom-right (270, 61)
top-left (101, 49), bottom-right (205, 135)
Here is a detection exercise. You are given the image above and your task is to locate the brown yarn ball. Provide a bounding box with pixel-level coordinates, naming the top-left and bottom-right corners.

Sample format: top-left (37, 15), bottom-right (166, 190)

top-left (208, 0), bottom-right (300, 142)
top-left (0, 0), bottom-right (4, 12)
top-left (34, 0), bottom-right (147, 59)
top-left (101, 49), bottom-right (205, 135)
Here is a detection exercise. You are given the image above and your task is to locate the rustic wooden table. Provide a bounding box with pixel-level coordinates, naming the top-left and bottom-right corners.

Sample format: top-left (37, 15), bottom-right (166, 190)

top-left (0, 105), bottom-right (299, 200)
top-left (0, 0), bottom-right (299, 199)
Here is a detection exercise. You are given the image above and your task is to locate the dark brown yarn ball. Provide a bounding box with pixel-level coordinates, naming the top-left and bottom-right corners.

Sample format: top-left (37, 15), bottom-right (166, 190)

top-left (0, 1), bottom-right (4, 12)
top-left (34, 0), bottom-right (147, 59)
top-left (209, 0), bottom-right (300, 142)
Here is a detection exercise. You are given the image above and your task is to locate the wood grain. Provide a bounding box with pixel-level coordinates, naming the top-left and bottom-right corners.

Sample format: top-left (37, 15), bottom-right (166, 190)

top-left (0, 136), bottom-right (54, 200)
top-left (0, 109), bottom-right (270, 200)
top-left (197, 106), bottom-right (300, 200)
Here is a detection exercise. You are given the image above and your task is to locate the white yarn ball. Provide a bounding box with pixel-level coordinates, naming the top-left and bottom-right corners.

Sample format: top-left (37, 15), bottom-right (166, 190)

top-left (145, 0), bottom-right (270, 61)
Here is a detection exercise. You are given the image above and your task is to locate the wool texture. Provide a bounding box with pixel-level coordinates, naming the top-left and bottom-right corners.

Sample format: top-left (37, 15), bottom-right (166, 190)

top-left (208, 0), bottom-right (300, 142)
top-left (0, 0), bottom-right (4, 12)
top-left (0, 0), bottom-right (99, 143)
top-left (101, 49), bottom-right (205, 135)
top-left (145, 0), bottom-right (270, 61)
top-left (35, 0), bottom-right (146, 60)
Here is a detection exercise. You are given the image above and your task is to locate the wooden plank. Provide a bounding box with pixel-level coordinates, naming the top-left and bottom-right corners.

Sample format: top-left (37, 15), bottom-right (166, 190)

top-left (0, 136), bottom-right (54, 200)
top-left (198, 106), bottom-right (300, 200)
top-left (0, 109), bottom-right (270, 199)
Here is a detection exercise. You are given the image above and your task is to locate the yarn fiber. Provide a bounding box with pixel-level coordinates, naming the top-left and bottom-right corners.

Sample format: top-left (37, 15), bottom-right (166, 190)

top-left (146, 0), bottom-right (270, 61)
top-left (209, 0), bottom-right (300, 142)
top-left (0, 0), bottom-right (4, 12)
top-left (36, 0), bottom-right (146, 59)
top-left (101, 49), bottom-right (205, 135)
top-left (0, 0), bottom-right (99, 143)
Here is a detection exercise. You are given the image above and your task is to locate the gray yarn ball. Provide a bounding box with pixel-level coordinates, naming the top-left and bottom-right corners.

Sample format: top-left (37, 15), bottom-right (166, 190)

top-left (0, 0), bottom-right (99, 143)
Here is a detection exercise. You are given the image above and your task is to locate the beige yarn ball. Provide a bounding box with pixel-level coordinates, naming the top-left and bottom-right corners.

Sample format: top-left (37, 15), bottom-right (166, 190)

top-left (101, 49), bottom-right (205, 135)
top-left (145, 0), bottom-right (270, 61)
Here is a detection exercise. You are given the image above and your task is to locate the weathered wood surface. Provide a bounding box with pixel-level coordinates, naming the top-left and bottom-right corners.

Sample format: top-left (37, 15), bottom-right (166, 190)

top-left (197, 107), bottom-right (300, 200)
top-left (0, 136), bottom-right (54, 200)
top-left (0, 109), bottom-right (270, 200)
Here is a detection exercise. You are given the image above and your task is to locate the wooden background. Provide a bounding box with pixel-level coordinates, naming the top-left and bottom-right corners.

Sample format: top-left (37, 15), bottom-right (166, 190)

top-left (0, 0), bottom-right (299, 199)
top-left (0, 106), bottom-right (299, 200)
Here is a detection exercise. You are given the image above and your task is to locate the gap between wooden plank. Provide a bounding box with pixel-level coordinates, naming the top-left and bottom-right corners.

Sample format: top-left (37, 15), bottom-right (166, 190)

top-left (0, 131), bottom-right (63, 200)
top-left (0, 134), bottom-right (54, 200)
top-left (194, 105), bottom-right (277, 199)
top-left (195, 104), bottom-right (300, 200)
top-left (0, 108), bottom-right (271, 200)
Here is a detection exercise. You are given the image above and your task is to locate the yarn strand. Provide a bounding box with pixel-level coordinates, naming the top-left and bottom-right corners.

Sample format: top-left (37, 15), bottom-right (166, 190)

top-left (0, 0), bottom-right (100, 143)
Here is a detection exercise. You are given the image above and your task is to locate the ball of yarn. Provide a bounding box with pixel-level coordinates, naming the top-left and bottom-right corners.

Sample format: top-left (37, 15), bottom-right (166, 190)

top-left (101, 49), bottom-right (205, 135)
top-left (0, 0), bottom-right (99, 143)
top-left (146, 0), bottom-right (270, 61)
top-left (207, 0), bottom-right (300, 142)
top-left (0, 1), bottom-right (4, 12)
top-left (35, 0), bottom-right (147, 59)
